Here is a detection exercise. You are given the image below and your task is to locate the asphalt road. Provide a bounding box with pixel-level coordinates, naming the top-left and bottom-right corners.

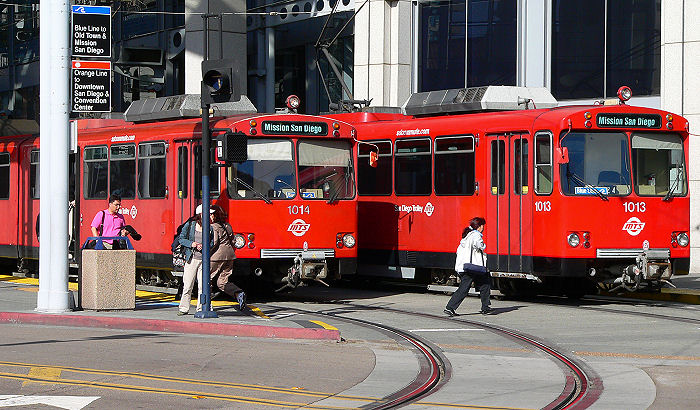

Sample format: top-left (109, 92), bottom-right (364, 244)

top-left (2, 275), bottom-right (700, 409)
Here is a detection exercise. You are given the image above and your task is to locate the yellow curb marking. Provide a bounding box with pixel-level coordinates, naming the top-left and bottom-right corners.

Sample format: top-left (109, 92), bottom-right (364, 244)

top-left (250, 306), bottom-right (269, 319)
top-left (309, 320), bottom-right (337, 330)
top-left (23, 366), bottom-right (62, 386)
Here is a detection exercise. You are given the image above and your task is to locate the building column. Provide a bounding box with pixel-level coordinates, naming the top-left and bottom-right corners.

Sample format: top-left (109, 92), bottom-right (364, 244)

top-left (354, 0), bottom-right (412, 107)
top-left (661, 0), bottom-right (700, 273)
top-left (184, 0), bottom-right (247, 97)
top-left (519, 0), bottom-right (549, 88)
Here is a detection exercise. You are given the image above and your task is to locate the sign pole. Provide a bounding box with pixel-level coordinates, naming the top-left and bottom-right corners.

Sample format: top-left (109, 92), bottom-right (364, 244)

top-left (195, 14), bottom-right (218, 319)
top-left (37, 0), bottom-right (71, 312)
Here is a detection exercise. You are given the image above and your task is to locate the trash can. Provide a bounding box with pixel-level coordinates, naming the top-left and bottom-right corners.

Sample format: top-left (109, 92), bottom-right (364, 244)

top-left (80, 236), bottom-right (136, 310)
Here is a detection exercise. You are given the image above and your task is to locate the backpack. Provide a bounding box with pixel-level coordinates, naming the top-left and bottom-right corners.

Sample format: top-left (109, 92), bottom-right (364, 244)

top-left (172, 220), bottom-right (190, 267)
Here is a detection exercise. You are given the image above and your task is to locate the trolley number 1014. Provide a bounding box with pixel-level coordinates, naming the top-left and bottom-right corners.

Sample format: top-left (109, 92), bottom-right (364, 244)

top-left (288, 205), bottom-right (310, 215)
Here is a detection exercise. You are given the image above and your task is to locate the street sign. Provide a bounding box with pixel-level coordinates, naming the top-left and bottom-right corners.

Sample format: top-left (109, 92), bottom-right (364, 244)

top-left (71, 61), bottom-right (111, 113)
top-left (71, 5), bottom-right (111, 58)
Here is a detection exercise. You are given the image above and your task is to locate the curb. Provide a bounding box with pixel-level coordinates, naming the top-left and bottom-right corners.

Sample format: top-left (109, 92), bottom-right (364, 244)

top-left (0, 312), bottom-right (341, 341)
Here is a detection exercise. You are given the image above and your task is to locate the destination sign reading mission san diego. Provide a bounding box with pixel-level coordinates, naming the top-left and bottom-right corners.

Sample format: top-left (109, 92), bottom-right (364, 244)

top-left (261, 121), bottom-right (328, 136)
top-left (596, 113), bottom-right (661, 129)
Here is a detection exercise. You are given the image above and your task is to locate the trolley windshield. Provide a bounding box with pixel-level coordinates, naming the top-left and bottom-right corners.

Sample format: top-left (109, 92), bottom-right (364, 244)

top-left (226, 138), bottom-right (355, 201)
top-left (227, 139), bottom-right (296, 200)
top-left (298, 140), bottom-right (355, 201)
top-left (559, 132), bottom-right (632, 197)
top-left (632, 133), bottom-right (687, 197)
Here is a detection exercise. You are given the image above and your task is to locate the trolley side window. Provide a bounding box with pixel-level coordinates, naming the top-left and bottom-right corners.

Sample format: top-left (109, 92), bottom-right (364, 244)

top-left (559, 132), bottom-right (631, 196)
top-left (83, 146), bottom-right (108, 199)
top-left (194, 145), bottom-right (220, 199)
top-left (227, 139), bottom-right (292, 200)
top-left (395, 138), bottom-right (431, 195)
top-left (434, 136), bottom-right (475, 195)
top-left (0, 152), bottom-right (9, 199)
top-left (534, 133), bottom-right (552, 194)
top-left (632, 133), bottom-right (687, 197)
top-left (490, 140), bottom-right (506, 195)
top-left (358, 140), bottom-right (392, 196)
top-left (110, 144), bottom-right (136, 199)
top-left (177, 146), bottom-right (188, 198)
top-left (29, 149), bottom-right (39, 199)
top-left (299, 140), bottom-right (354, 200)
top-left (514, 138), bottom-right (529, 195)
top-left (137, 142), bottom-right (167, 199)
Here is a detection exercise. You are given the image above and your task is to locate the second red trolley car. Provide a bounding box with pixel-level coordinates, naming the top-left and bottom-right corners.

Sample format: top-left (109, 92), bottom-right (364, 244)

top-left (332, 86), bottom-right (690, 296)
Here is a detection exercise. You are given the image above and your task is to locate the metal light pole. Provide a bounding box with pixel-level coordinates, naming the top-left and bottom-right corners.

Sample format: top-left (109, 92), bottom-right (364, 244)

top-left (195, 14), bottom-right (218, 319)
top-left (37, 0), bottom-right (71, 312)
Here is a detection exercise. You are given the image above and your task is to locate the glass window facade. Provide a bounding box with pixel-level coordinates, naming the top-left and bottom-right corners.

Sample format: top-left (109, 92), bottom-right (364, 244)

top-left (552, 0), bottom-right (660, 99)
top-left (418, 0), bottom-right (516, 92)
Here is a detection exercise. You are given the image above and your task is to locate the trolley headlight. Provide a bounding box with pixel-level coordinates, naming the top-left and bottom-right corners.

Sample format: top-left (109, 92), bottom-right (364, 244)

top-left (286, 95), bottom-right (300, 110)
top-left (233, 233), bottom-right (246, 249)
top-left (342, 233), bottom-right (356, 248)
top-left (617, 86), bottom-right (632, 102)
top-left (567, 233), bottom-right (580, 248)
top-left (677, 232), bottom-right (689, 247)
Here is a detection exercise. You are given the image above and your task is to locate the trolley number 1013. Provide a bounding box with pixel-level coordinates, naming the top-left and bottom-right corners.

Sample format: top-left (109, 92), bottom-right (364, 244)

top-left (534, 201), bottom-right (551, 212)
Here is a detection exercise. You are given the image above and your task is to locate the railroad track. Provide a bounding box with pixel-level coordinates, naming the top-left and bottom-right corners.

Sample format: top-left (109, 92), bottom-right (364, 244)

top-left (275, 302), bottom-right (603, 409)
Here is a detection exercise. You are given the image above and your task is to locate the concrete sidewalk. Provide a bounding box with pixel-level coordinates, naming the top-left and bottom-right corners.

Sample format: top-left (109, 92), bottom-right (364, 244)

top-left (0, 275), bottom-right (340, 340)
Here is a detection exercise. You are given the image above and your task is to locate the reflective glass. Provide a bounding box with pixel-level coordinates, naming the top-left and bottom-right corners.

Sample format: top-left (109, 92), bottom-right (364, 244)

top-left (606, 1), bottom-right (660, 96)
top-left (632, 133), bottom-right (686, 197)
top-left (227, 139), bottom-right (294, 201)
top-left (299, 140), bottom-right (354, 200)
top-left (559, 132), bottom-right (631, 196)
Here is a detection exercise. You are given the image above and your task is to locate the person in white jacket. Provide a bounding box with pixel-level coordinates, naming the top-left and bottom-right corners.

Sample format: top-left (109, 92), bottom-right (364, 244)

top-left (444, 217), bottom-right (492, 316)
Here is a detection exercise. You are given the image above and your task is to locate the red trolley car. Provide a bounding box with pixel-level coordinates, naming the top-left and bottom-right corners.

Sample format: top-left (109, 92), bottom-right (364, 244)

top-left (332, 86), bottom-right (690, 296)
top-left (0, 96), bottom-right (359, 291)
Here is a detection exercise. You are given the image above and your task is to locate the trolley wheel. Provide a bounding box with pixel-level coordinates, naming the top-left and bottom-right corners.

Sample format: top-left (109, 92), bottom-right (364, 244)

top-left (496, 278), bottom-right (518, 297)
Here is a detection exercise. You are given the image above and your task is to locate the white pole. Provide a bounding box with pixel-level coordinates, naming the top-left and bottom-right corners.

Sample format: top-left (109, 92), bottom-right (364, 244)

top-left (37, 0), bottom-right (71, 312)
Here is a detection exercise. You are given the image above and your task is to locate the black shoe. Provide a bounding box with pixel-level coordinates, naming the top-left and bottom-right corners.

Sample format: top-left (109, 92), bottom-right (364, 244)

top-left (443, 308), bottom-right (456, 317)
top-left (210, 290), bottom-right (222, 300)
top-left (480, 307), bottom-right (493, 315)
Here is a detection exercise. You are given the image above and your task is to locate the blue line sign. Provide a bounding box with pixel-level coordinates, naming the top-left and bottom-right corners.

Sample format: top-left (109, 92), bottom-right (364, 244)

top-left (71, 6), bottom-right (111, 15)
top-left (72, 6), bottom-right (111, 58)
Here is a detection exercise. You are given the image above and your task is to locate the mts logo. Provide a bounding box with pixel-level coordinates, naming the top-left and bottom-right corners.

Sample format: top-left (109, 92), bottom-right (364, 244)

top-left (622, 217), bottom-right (645, 236)
top-left (287, 219), bottom-right (310, 237)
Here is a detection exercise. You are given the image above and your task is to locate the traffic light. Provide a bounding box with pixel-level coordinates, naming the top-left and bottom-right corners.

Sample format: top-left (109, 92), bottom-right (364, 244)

top-left (216, 132), bottom-right (247, 163)
top-left (201, 58), bottom-right (240, 105)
